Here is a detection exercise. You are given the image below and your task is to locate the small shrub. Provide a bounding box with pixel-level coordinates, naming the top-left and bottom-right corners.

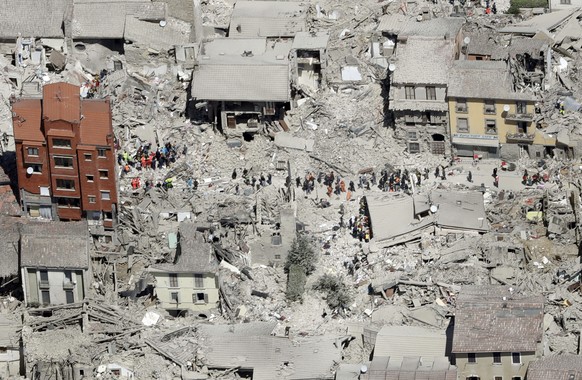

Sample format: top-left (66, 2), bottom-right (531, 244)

top-left (507, 0), bottom-right (547, 14)
top-left (314, 274), bottom-right (353, 310)
top-left (284, 235), bottom-right (317, 275)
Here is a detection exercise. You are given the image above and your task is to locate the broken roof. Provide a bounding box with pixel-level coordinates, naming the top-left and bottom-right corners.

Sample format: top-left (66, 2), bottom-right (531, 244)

top-left (374, 326), bottom-right (448, 359)
top-left (368, 356), bottom-right (457, 380)
top-left (448, 60), bottom-right (534, 101)
top-left (202, 334), bottom-right (341, 380)
top-left (292, 31), bottom-right (330, 50)
top-left (465, 33), bottom-right (507, 60)
top-left (12, 99), bottom-right (44, 142)
top-left (432, 190), bottom-right (489, 232)
top-left (71, 1), bottom-right (167, 39)
top-left (452, 285), bottom-right (544, 353)
top-left (151, 223), bottom-right (218, 273)
top-left (499, 8), bottom-right (579, 35)
top-left (124, 16), bottom-right (191, 51)
top-left (378, 15), bottom-right (464, 38)
top-left (527, 355), bottom-right (582, 380)
top-left (0, 0), bottom-right (67, 39)
top-left (392, 37), bottom-right (454, 85)
top-left (20, 221), bottom-right (90, 269)
top-left (228, 0), bottom-right (307, 38)
top-left (0, 217), bottom-right (20, 278)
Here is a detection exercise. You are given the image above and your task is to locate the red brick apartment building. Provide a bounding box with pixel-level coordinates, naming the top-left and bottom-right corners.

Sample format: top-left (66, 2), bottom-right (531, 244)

top-left (12, 82), bottom-right (117, 228)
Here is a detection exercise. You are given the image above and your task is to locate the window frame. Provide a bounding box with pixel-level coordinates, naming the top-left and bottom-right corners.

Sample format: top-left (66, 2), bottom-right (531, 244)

top-left (493, 352), bottom-right (501, 364)
top-left (27, 147), bottom-right (39, 156)
top-left (467, 353), bottom-right (476, 363)
top-left (511, 352), bottom-right (521, 364)
top-left (97, 148), bottom-right (107, 158)
top-left (25, 163), bottom-right (42, 174)
top-left (194, 292), bottom-right (207, 304)
top-left (88, 195), bottom-right (96, 204)
top-left (407, 131), bottom-right (418, 140)
top-left (100, 191), bottom-right (111, 201)
top-left (86, 174), bottom-right (94, 182)
top-left (408, 142), bottom-right (420, 154)
top-left (456, 98), bottom-right (468, 113)
top-left (484, 100), bottom-right (496, 114)
top-left (169, 273), bottom-right (178, 288)
top-left (56, 178), bottom-right (75, 191)
top-left (516, 101), bottom-right (527, 114)
top-left (405, 86), bottom-right (415, 100)
top-left (99, 169), bottom-right (109, 179)
top-left (426, 86), bottom-right (437, 100)
top-left (457, 117), bottom-right (469, 133)
top-left (54, 156), bottom-right (74, 169)
top-left (194, 274), bottom-right (204, 288)
top-left (52, 138), bottom-right (71, 149)
top-left (485, 119), bottom-right (497, 135)
top-left (170, 292), bottom-right (179, 303)
top-left (84, 153), bottom-right (92, 161)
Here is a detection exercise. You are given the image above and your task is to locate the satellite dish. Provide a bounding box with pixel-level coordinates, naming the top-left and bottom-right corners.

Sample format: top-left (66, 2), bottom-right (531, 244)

top-left (26, 167), bottom-right (34, 175)
top-left (388, 63), bottom-right (396, 72)
top-left (360, 365), bottom-right (368, 374)
top-left (503, 104), bottom-right (510, 112)
top-left (430, 204), bottom-right (438, 213)
top-left (463, 36), bottom-right (471, 45)
top-left (159, 20), bottom-right (167, 27)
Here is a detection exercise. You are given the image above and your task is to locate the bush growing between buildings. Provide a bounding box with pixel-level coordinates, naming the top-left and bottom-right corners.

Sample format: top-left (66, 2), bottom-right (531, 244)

top-left (314, 274), bottom-right (353, 310)
top-left (284, 235), bottom-right (317, 275)
top-left (286, 264), bottom-right (307, 302)
top-left (507, 0), bottom-right (547, 14)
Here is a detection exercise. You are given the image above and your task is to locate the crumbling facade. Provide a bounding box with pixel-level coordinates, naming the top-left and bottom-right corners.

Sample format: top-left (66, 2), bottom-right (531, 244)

top-left (12, 82), bottom-right (118, 227)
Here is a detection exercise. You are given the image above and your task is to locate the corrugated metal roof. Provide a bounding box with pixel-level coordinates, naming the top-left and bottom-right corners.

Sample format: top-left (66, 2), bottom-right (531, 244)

top-left (80, 99), bottom-right (113, 146)
top-left (124, 16), bottom-right (191, 50)
top-left (0, 0), bottom-right (67, 38)
top-left (527, 355), bottom-right (582, 380)
top-left (43, 82), bottom-right (81, 123)
top-left (12, 99), bottom-right (44, 142)
top-left (452, 285), bottom-right (544, 353)
top-left (392, 37), bottom-right (454, 85)
top-left (191, 62), bottom-right (289, 102)
top-left (229, 1), bottom-right (307, 38)
top-left (20, 221), bottom-right (90, 269)
top-left (71, 1), bottom-right (166, 39)
top-left (374, 326), bottom-right (448, 359)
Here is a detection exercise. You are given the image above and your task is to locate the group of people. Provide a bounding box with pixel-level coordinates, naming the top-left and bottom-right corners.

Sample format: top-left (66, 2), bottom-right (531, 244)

top-left (522, 169), bottom-right (547, 186)
top-left (349, 198), bottom-right (371, 242)
top-left (118, 142), bottom-right (179, 175)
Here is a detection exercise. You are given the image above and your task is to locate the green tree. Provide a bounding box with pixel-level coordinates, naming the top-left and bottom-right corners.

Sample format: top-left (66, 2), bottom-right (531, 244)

top-left (314, 274), bottom-right (353, 310)
top-left (284, 235), bottom-right (317, 275)
top-left (286, 264), bottom-right (307, 302)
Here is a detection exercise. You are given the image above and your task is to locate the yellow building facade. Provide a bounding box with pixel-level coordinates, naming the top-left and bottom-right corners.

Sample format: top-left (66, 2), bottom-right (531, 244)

top-left (152, 272), bottom-right (219, 314)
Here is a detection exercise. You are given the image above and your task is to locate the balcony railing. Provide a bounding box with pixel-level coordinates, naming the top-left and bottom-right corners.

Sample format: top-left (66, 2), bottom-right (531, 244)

top-left (504, 113), bottom-right (534, 122)
top-left (506, 132), bottom-right (535, 143)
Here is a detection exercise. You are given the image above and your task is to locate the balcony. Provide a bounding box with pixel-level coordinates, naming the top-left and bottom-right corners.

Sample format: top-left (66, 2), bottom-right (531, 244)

top-left (63, 281), bottom-right (75, 290)
top-left (506, 132), bottom-right (535, 143)
top-left (504, 113), bottom-right (534, 122)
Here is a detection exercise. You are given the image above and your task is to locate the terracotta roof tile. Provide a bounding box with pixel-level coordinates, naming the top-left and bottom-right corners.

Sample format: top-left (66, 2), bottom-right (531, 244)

top-left (42, 83), bottom-right (81, 123)
top-left (12, 99), bottom-right (44, 142)
top-left (528, 355), bottom-right (582, 380)
top-left (80, 99), bottom-right (113, 146)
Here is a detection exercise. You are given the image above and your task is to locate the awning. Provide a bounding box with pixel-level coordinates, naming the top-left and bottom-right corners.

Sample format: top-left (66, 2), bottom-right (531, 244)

top-left (452, 136), bottom-right (499, 148)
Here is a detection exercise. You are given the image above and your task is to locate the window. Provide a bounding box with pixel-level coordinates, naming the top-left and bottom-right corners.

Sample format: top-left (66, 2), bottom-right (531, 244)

top-left (426, 86), bottom-right (436, 100)
top-left (511, 378), bottom-right (521, 380)
top-left (53, 139), bottom-right (71, 148)
top-left (458, 118), bottom-right (469, 132)
top-left (99, 169), bottom-right (109, 179)
top-left (466, 377), bottom-right (479, 380)
top-left (170, 292), bottom-right (179, 303)
top-left (86, 174), bottom-right (94, 182)
top-left (456, 98), bottom-right (468, 112)
top-left (485, 120), bottom-right (497, 135)
top-left (194, 292), bottom-right (207, 304)
top-left (484, 100), bottom-right (496, 114)
top-left (100, 191), bottom-right (110, 200)
top-left (88, 195), bottom-right (96, 204)
top-left (408, 131), bottom-right (418, 140)
top-left (27, 147), bottom-right (39, 156)
top-left (194, 274), bottom-right (204, 288)
top-left (275, 254), bottom-right (281, 260)
top-left (169, 273), bottom-right (178, 287)
top-left (97, 148), bottom-right (107, 158)
top-left (271, 234), bottom-right (282, 246)
top-left (561, 0), bottom-right (571, 4)
top-left (84, 153), bottom-right (92, 161)
top-left (56, 197), bottom-right (80, 208)
top-left (405, 86), bottom-right (415, 100)
top-left (103, 211), bottom-right (113, 220)
top-left (495, 377), bottom-right (503, 380)
top-left (511, 353), bottom-right (521, 364)
top-left (41, 290), bottom-right (51, 305)
top-left (516, 101), bottom-right (526, 114)
top-left (54, 156), bottom-right (73, 168)
top-left (56, 179), bottom-right (75, 190)
top-left (408, 142), bottom-right (420, 153)
top-left (467, 353), bottom-right (476, 363)
top-left (65, 290), bottom-right (74, 304)
top-left (493, 352), bottom-right (501, 364)
top-left (39, 270), bottom-right (49, 287)
top-left (26, 164), bottom-right (42, 174)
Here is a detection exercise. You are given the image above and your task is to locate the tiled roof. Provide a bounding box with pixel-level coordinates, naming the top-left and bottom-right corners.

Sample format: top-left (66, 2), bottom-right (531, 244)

top-left (124, 16), bottom-right (191, 51)
top-left (191, 62), bottom-right (290, 102)
top-left (368, 356), bottom-right (457, 380)
top-left (374, 326), bottom-right (448, 359)
top-left (392, 37), bottom-right (454, 85)
top-left (229, 1), bottom-right (307, 38)
top-left (0, 0), bottom-right (67, 38)
top-left (20, 221), bottom-right (90, 269)
top-left (465, 33), bottom-right (508, 60)
top-left (448, 60), bottom-right (534, 101)
top-left (527, 355), bottom-right (582, 380)
top-left (80, 99), bottom-right (113, 146)
top-left (12, 99), bottom-right (44, 142)
top-left (151, 223), bottom-right (218, 273)
top-left (43, 82), bottom-right (81, 123)
top-left (202, 334), bottom-right (341, 380)
top-left (71, 1), bottom-right (166, 39)
top-left (452, 285), bottom-right (544, 353)
top-left (0, 217), bottom-right (20, 278)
